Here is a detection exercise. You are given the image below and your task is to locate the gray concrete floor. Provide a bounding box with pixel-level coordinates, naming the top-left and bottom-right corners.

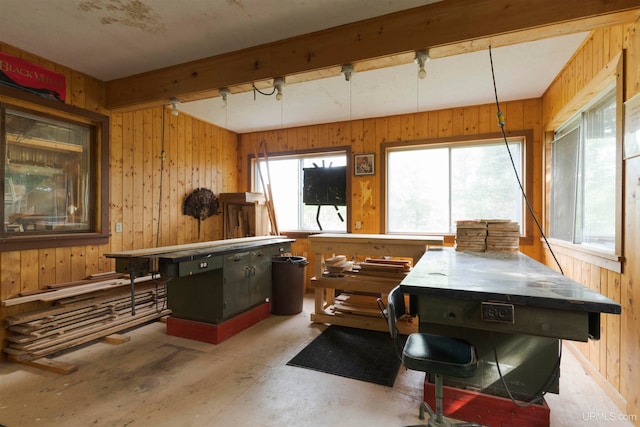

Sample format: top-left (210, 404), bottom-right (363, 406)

top-left (0, 295), bottom-right (633, 427)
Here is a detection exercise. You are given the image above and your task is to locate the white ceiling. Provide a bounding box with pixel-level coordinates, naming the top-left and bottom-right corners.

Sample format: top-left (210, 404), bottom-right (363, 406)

top-left (1, 0), bottom-right (588, 133)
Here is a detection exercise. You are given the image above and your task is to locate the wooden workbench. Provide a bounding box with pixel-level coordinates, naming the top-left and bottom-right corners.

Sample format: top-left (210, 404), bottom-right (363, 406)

top-left (309, 233), bottom-right (443, 331)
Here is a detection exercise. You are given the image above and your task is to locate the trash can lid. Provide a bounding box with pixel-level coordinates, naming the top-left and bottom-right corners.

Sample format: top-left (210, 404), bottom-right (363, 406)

top-left (273, 255), bottom-right (307, 264)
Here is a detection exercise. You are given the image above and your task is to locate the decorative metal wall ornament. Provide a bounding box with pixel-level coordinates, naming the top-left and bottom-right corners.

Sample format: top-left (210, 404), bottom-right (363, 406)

top-left (182, 188), bottom-right (220, 238)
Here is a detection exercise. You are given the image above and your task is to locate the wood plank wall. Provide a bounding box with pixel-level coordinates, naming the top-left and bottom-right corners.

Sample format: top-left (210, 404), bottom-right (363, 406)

top-left (3, 22), bottom-right (639, 423)
top-left (238, 98), bottom-right (544, 294)
top-left (0, 44), bottom-right (239, 350)
top-left (541, 23), bottom-right (640, 422)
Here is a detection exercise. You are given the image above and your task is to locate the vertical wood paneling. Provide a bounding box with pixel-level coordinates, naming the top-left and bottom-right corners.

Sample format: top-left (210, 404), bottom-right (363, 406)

top-left (438, 110), bottom-right (453, 137)
top-left (20, 250), bottom-right (38, 294)
top-left (542, 24), bottom-right (640, 419)
top-left (85, 245), bottom-right (100, 278)
top-left (623, 155), bottom-right (640, 420)
top-left (183, 116), bottom-right (194, 243)
top-left (38, 249), bottom-right (56, 287)
top-left (143, 109), bottom-right (154, 248)
top-left (606, 269), bottom-right (621, 389)
top-left (70, 246), bottom-right (85, 282)
top-left (132, 111), bottom-right (144, 249)
top-left (387, 115), bottom-right (402, 142)
top-left (169, 115), bottom-right (179, 243)
top-left (177, 114), bottom-right (187, 244)
top-left (1, 252), bottom-right (20, 301)
top-left (110, 113), bottom-right (124, 253)
top-left (586, 263), bottom-right (599, 369)
top-left (2, 25), bottom-right (638, 418)
top-left (0, 45), bottom-right (240, 348)
top-left (362, 118), bottom-right (379, 233)
top-left (239, 97), bottom-right (543, 242)
top-left (592, 30), bottom-right (604, 78)
top-left (451, 107), bottom-right (464, 135)
top-left (55, 247), bottom-right (71, 283)
top-left (400, 114), bottom-right (414, 141)
top-left (462, 107), bottom-right (478, 135)
top-left (414, 111), bottom-right (429, 139)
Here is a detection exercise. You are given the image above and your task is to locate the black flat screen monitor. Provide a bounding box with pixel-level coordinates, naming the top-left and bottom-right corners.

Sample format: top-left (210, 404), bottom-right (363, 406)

top-left (303, 166), bottom-right (346, 206)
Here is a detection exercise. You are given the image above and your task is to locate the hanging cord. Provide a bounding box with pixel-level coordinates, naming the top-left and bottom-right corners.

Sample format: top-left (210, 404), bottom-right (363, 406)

top-left (489, 46), bottom-right (564, 406)
top-left (252, 83), bottom-right (276, 99)
top-left (151, 107), bottom-right (169, 311)
top-left (491, 331), bottom-right (563, 407)
top-left (489, 46), bottom-right (564, 275)
top-left (156, 107), bottom-right (167, 248)
top-left (151, 272), bottom-right (174, 313)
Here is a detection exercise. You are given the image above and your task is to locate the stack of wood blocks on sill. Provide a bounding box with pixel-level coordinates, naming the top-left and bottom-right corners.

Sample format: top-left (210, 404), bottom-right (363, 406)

top-left (2, 276), bottom-right (169, 366)
top-left (455, 220), bottom-right (488, 252)
top-left (331, 258), bottom-right (411, 317)
top-left (486, 220), bottom-right (521, 252)
top-left (455, 219), bottom-right (520, 252)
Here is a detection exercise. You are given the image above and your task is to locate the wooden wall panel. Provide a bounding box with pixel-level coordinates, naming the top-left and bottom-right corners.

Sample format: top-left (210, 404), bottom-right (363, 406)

top-left (542, 23), bottom-right (640, 421)
top-left (623, 153), bottom-right (640, 420)
top-left (2, 23), bottom-right (638, 420)
top-left (0, 45), bottom-right (239, 352)
top-left (238, 97), bottom-right (544, 278)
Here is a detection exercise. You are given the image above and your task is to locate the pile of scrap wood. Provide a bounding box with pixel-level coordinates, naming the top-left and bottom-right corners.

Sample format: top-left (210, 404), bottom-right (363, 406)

top-left (330, 258), bottom-right (411, 317)
top-left (1, 272), bottom-right (150, 306)
top-left (356, 258), bottom-right (412, 276)
top-left (3, 277), bottom-right (169, 362)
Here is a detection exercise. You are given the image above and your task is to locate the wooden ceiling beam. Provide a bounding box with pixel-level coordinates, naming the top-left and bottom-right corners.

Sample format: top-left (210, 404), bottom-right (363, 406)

top-left (105, 0), bottom-right (640, 111)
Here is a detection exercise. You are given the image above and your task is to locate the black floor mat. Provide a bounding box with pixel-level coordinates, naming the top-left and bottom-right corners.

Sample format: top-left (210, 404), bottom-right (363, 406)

top-left (286, 325), bottom-right (405, 387)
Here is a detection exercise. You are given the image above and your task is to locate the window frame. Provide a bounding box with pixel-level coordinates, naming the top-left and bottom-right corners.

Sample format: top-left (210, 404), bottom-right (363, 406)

top-left (0, 85), bottom-right (110, 251)
top-left (248, 146), bottom-right (352, 237)
top-left (550, 86), bottom-right (617, 250)
top-left (381, 130), bottom-right (534, 244)
top-left (544, 53), bottom-right (623, 272)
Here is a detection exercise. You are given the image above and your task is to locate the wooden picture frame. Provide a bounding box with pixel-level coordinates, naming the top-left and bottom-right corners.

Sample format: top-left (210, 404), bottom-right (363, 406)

top-left (354, 153), bottom-right (375, 176)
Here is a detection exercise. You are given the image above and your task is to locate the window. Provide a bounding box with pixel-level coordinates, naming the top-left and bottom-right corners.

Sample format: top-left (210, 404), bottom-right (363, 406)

top-left (550, 87), bottom-right (617, 253)
top-left (254, 150), bottom-right (348, 233)
top-left (385, 136), bottom-right (525, 234)
top-left (1, 88), bottom-right (109, 251)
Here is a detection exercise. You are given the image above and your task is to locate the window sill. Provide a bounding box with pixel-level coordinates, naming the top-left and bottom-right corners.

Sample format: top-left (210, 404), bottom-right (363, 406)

top-left (544, 238), bottom-right (623, 273)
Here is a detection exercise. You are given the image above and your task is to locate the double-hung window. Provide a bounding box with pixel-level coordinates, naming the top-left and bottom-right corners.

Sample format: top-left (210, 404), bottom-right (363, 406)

top-left (385, 135), bottom-right (527, 235)
top-left (254, 150), bottom-right (349, 233)
top-left (550, 86), bottom-right (617, 254)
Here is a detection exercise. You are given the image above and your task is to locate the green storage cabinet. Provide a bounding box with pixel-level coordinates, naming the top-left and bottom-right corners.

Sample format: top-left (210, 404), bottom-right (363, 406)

top-left (160, 239), bottom-right (291, 324)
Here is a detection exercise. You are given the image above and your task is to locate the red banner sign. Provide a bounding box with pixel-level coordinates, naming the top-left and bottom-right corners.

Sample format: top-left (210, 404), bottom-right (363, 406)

top-left (0, 52), bottom-right (66, 102)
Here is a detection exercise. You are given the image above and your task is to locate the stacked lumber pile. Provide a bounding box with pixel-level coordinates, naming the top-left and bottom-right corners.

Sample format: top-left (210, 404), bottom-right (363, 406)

top-left (486, 220), bottom-right (520, 252)
top-left (330, 258), bottom-right (411, 317)
top-left (455, 219), bottom-right (521, 252)
top-left (455, 220), bottom-right (487, 251)
top-left (358, 258), bottom-right (411, 275)
top-left (3, 279), bottom-right (169, 362)
top-left (332, 293), bottom-right (382, 316)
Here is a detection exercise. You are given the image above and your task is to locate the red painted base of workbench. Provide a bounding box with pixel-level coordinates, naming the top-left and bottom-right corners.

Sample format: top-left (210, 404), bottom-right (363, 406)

top-left (423, 378), bottom-right (550, 427)
top-left (166, 302), bottom-right (270, 344)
